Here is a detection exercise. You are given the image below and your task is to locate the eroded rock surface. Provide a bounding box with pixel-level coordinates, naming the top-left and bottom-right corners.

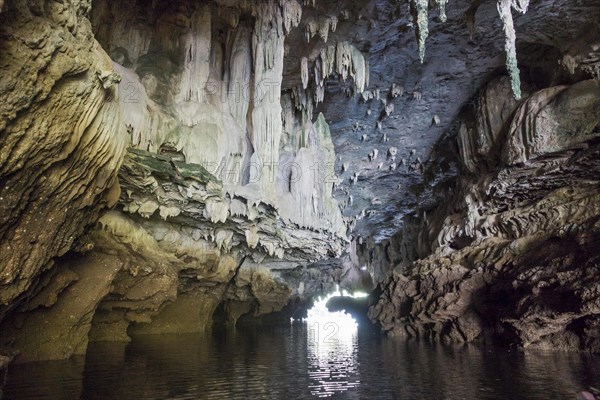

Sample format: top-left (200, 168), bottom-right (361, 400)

top-left (0, 0), bottom-right (126, 316)
top-left (0, 0), bottom-right (362, 361)
top-left (370, 77), bottom-right (600, 351)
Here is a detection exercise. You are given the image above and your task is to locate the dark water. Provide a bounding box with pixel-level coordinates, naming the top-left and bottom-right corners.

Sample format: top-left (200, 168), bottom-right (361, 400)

top-left (3, 324), bottom-right (599, 400)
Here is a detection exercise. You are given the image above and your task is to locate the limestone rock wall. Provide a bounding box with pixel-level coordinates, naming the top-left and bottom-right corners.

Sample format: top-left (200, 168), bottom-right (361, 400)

top-left (0, 0), bottom-right (126, 317)
top-left (0, 145), bottom-right (349, 361)
top-left (370, 76), bottom-right (600, 351)
top-left (0, 0), bottom-right (367, 362)
top-left (83, 0), bottom-right (361, 334)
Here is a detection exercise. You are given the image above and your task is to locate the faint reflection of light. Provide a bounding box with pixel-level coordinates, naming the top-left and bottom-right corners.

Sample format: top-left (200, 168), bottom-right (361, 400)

top-left (303, 286), bottom-right (361, 397)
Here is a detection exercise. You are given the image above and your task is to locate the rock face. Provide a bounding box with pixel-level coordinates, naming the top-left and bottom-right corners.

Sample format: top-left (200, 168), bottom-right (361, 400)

top-left (0, 0), bottom-right (126, 316)
top-left (90, 0), bottom-right (349, 236)
top-left (79, 0), bottom-right (351, 342)
top-left (83, 147), bottom-right (347, 340)
top-left (370, 77), bottom-right (600, 351)
top-left (0, 0), bottom-right (361, 362)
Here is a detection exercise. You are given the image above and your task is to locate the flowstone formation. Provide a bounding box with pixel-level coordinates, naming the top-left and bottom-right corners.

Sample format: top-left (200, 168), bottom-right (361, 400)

top-left (0, 0), bottom-right (127, 319)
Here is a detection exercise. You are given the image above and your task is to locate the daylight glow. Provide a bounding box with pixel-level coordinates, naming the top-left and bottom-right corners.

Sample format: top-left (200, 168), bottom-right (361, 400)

top-left (304, 286), bottom-right (362, 397)
top-left (305, 292), bottom-right (358, 330)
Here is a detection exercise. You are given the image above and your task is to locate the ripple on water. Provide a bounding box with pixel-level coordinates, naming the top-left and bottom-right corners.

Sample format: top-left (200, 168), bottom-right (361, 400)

top-left (2, 325), bottom-right (599, 400)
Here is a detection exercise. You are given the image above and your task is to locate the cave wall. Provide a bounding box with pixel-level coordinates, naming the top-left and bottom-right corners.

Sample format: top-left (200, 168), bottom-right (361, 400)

top-left (80, 0), bottom-right (353, 335)
top-left (0, 0), bottom-right (126, 318)
top-left (370, 76), bottom-right (600, 351)
top-left (90, 0), bottom-right (349, 235)
top-left (0, 0), bottom-right (371, 362)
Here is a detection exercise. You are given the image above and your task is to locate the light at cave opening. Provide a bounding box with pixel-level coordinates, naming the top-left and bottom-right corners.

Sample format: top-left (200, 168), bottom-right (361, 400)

top-left (288, 285), bottom-right (367, 325)
top-left (302, 286), bottom-right (362, 398)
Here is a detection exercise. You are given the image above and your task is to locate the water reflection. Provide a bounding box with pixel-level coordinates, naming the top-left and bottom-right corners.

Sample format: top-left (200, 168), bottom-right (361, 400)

top-left (1, 356), bottom-right (86, 400)
top-left (3, 328), bottom-right (599, 399)
top-left (305, 294), bottom-right (360, 397)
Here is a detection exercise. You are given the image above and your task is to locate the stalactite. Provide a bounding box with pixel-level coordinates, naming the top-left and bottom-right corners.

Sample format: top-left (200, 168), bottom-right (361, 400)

top-left (351, 46), bottom-right (367, 93)
top-left (412, 0), bottom-right (429, 63)
top-left (281, 0), bottom-right (302, 35)
top-left (318, 17), bottom-right (330, 43)
top-left (250, 0), bottom-right (303, 192)
top-left (315, 84), bottom-right (325, 104)
top-left (406, 0), bottom-right (528, 99)
top-left (314, 57), bottom-right (324, 87)
top-left (304, 14), bottom-right (337, 43)
top-left (437, 0), bottom-right (448, 22)
top-left (301, 57), bottom-right (309, 89)
top-left (176, 5), bottom-right (211, 107)
top-left (228, 25), bottom-right (252, 132)
top-left (497, 0), bottom-right (529, 100)
top-left (330, 16), bottom-right (338, 32)
top-left (336, 41), bottom-right (351, 80)
top-left (292, 41), bottom-right (368, 123)
top-left (305, 19), bottom-right (318, 42)
top-left (320, 46), bottom-right (336, 77)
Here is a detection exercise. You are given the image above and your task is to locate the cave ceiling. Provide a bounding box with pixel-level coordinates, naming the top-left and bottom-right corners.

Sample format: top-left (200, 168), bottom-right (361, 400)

top-left (280, 0), bottom-right (600, 241)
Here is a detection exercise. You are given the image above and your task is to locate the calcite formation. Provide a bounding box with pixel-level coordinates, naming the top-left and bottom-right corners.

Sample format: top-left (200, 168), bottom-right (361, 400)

top-left (408, 0), bottom-right (531, 98)
top-left (0, 0), bottom-right (366, 362)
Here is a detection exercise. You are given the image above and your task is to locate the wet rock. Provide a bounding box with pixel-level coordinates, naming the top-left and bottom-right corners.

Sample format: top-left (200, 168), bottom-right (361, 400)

top-left (503, 79), bottom-right (600, 165)
top-left (0, 252), bottom-right (123, 362)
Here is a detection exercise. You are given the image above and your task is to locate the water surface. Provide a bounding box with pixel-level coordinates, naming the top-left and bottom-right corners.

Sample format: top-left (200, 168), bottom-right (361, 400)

top-left (3, 324), bottom-right (599, 399)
